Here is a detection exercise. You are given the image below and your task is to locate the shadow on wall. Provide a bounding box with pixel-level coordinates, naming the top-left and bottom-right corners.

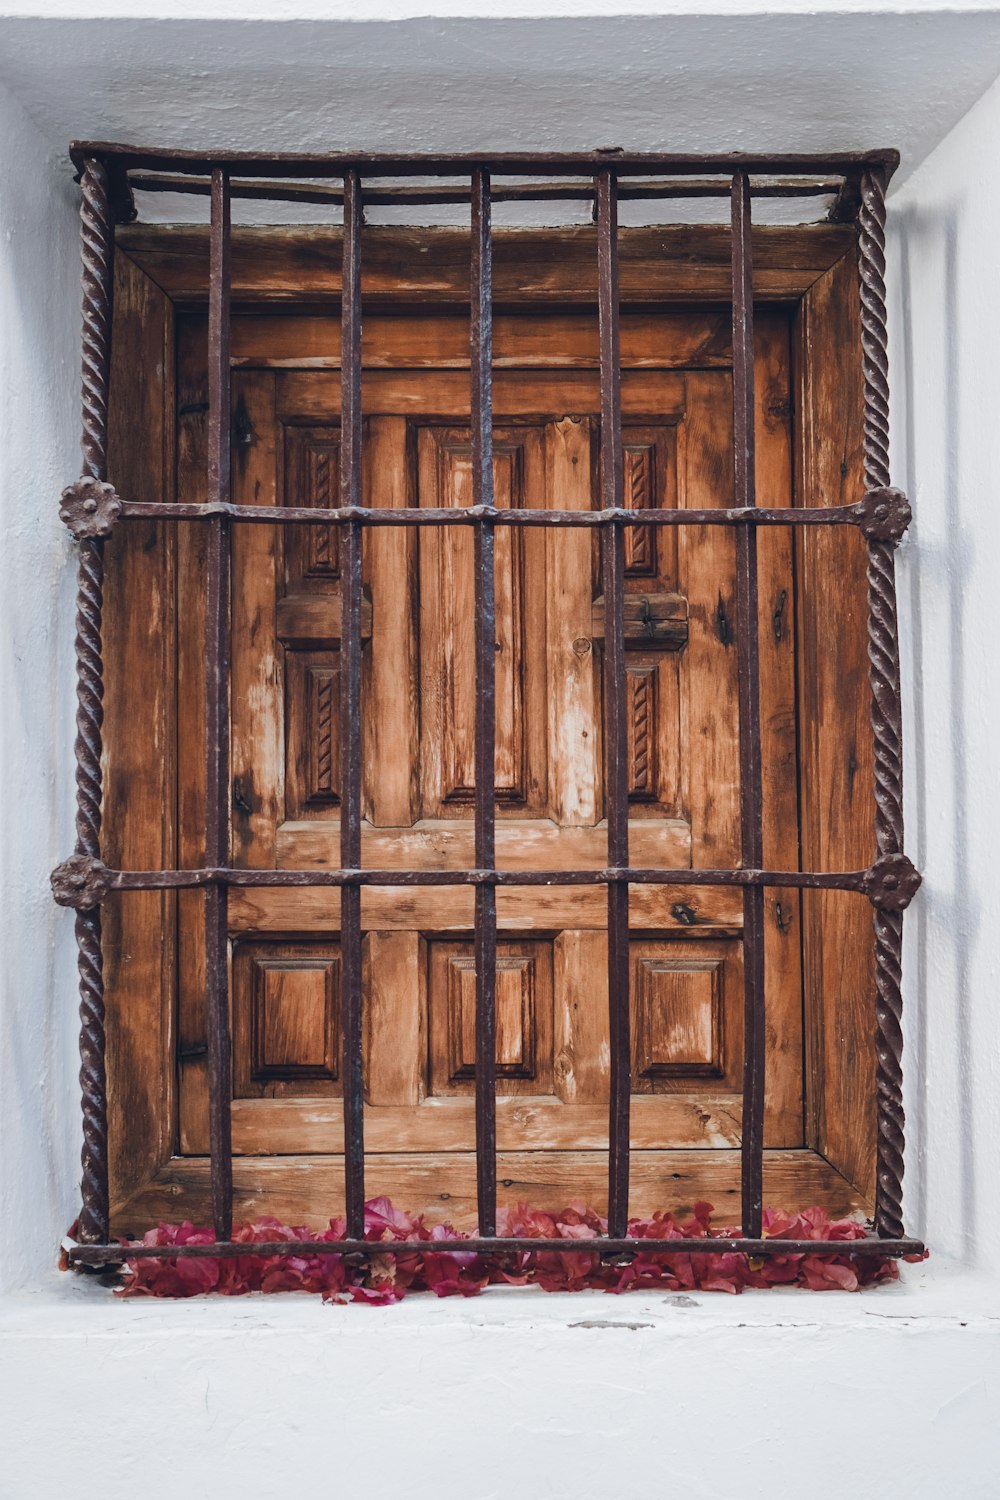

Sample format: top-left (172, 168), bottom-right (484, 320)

top-left (893, 193), bottom-right (977, 1263)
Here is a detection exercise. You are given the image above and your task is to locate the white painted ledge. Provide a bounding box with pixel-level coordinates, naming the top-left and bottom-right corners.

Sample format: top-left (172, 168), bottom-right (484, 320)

top-left (2, 1259), bottom-right (1000, 1499)
top-left (3, 1251), bottom-right (999, 1337)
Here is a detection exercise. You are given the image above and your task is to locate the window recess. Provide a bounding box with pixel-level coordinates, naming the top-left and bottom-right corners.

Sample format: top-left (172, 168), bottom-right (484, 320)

top-left (52, 144), bottom-right (922, 1270)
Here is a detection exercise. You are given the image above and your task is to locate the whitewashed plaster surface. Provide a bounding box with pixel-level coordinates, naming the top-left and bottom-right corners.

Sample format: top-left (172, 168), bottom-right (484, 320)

top-left (3, 4), bottom-right (1000, 1494)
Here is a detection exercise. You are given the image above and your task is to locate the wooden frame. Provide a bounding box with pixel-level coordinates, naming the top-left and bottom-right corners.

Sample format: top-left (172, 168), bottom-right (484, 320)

top-left (103, 221), bottom-right (874, 1232)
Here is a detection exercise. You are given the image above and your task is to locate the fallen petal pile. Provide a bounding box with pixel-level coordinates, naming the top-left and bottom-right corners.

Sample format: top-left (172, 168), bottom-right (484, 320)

top-left (96, 1199), bottom-right (926, 1300)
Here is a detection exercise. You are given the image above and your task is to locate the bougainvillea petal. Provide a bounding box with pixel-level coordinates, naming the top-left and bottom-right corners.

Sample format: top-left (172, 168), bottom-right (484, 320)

top-left (107, 1200), bottom-right (923, 1299)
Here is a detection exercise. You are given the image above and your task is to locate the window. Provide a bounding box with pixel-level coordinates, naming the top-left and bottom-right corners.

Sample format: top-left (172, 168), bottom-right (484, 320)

top-left (53, 145), bottom-right (922, 1270)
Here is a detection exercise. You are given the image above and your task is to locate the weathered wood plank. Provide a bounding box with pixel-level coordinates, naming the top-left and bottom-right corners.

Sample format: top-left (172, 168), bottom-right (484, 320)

top-left (119, 224), bottom-right (855, 305)
top-left (794, 249), bottom-right (876, 1197)
top-left (104, 249), bottom-right (176, 1204)
top-left (114, 1147), bottom-right (871, 1234)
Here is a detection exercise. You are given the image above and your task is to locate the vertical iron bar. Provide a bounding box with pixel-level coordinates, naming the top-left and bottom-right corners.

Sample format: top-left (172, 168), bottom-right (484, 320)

top-left (340, 169), bottom-right (366, 1237)
top-left (731, 171), bottom-right (766, 1239)
top-left (205, 167), bottom-right (234, 1240)
top-left (74, 157), bottom-right (114, 1244)
top-left (471, 170), bottom-right (498, 1236)
top-left (859, 167), bottom-right (907, 1240)
top-left (597, 169), bottom-right (631, 1238)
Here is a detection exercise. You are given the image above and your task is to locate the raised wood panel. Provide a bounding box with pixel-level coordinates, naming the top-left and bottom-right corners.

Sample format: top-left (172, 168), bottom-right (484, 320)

top-left (417, 425), bottom-right (548, 818)
top-left (628, 939), bottom-right (742, 1095)
top-left (282, 424), bottom-right (341, 588)
top-left (285, 651), bottom-right (340, 817)
top-left (114, 1148), bottom-right (872, 1236)
top-left (632, 957), bottom-right (722, 1079)
top-left (626, 664), bottom-right (658, 800)
top-left (119, 225), bottom-right (855, 305)
top-left (429, 939), bottom-right (554, 1097)
top-left (233, 940), bottom-right (341, 1099)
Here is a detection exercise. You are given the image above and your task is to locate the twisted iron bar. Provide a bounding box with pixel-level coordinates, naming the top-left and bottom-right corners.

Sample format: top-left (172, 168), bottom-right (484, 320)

top-left (859, 166), bottom-right (906, 1240)
top-left (74, 158), bottom-right (113, 1243)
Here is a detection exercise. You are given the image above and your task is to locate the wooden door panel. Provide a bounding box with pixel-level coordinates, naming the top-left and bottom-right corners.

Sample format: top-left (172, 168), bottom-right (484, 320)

top-left (177, 312), bottom-right (804, 1176)
top-left (417, 425), bottom-right (547, 817)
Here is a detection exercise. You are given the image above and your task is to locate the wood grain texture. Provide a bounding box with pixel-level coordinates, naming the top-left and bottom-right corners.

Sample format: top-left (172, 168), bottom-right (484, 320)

top-left (229, 1095), bottom-right (745, 1155)
top-left (103, 249), bottom-right (176, 1204)
top-left (754, 317), bottom-right (805, 1147)
top-left (278, 817), bottom-right (692, 871)
top-left (794, 250), bottom-right (876, 1197)
top-left (230, 371), bottom-right (282, 869)
top-left (113, 299), bottom-right (826, 1219)
top-left (230, 311), bottom-right (735, 370)
top-left (119, 224), bottom-right (855, 305)
top-left (113, 1148), bottom-right (871, 1234)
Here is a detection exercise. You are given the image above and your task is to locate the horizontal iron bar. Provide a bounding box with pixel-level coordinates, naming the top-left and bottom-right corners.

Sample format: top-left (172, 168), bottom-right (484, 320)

top-left (119, 500), bottom-right (866, 529)
top-left (68, 1234), bottom-right (924, 1264)
top-left (129, 171), bottom-right (844, 208)
top-left (72, 142), bottom-right (899, 180)
top-left (104, 865), bottom-right (869, 892)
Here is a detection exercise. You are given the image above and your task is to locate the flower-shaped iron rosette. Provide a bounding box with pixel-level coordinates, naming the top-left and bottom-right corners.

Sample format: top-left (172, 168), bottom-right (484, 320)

top-left (50, 854), bottom-right (112, 911)
top-left (856, 487), bottom-right (912, 544)
top-left (864, 852), bottom-right (921, 911)
top-left (59, 478), bottom-right (122, 541)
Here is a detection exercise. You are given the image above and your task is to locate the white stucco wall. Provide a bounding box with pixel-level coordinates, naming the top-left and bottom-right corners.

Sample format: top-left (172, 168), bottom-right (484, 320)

top-left (3, 5), bottom-right (1000, 1495)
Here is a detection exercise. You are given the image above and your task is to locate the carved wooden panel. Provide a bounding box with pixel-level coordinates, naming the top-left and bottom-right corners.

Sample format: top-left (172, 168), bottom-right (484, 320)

top-left (632, 956), bottom-right (723, 1078)
top-left (417, 425), bottom-right (548, 818)
top-left (628, 940), bottom-right (741, 1094)
top-left (625, 662), bottom-right (658, 801)
top-left (621, 426), bottom-right (678, 586)
top-left (283, 424), bottom-right (341, 590)
top-left (285, 650), bottom-right (340, 818)
top-left (233, 940), bottom-right (341, 1098)
top-left (429, 939), bottom-right (554, 1096)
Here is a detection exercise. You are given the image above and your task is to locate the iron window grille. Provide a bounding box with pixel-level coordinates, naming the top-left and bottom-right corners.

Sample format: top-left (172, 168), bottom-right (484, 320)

top-left (52, 144), bottom-right (923, 1268)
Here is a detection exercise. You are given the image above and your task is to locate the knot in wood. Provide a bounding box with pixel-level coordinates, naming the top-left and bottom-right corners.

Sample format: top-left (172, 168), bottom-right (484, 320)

top-left (857, 486), bottom-right (911, 543)
top-left (864, 853), bottom-right (921, 911)
top-left (59, 478), bottom-right (122, 540)
top-left (51, 853), bottom-right (111, 910)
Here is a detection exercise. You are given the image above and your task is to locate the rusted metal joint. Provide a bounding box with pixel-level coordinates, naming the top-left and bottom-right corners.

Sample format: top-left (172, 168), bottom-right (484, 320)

top-left (59, 478), bottom-right (122, 540)
top-left (863, 852), bottom-right (921, 911)
top-left (856, 487), bottom-right (911, 543)
top-left (51, 853), bottom-right (112, 910)
top-left (599, 1247), bottom-right (636, 1267)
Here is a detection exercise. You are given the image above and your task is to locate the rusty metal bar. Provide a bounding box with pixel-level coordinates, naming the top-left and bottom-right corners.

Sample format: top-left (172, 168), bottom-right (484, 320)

top-left (471, 169), bottom-right (498, 1237)
top-left (340, 169), bottom-right (366, 1238)
top-left (113, 498), bottom-right (902, 531)
top-left (597, 168), bottom-right (631, 1239)
top-left (731, 171), bottom-right (766, 1240)
top-left (80, 862), bottom-right (903, 893)
top-left (69, 1233), bottom-right (924, 1265)
top-left (859, 167), bottom-right (909, 1241)
top-left (129, 170), bottom-right (845, 208)
top-left (72, 140), bottom-right (899, 179)
top-left (70, 158), bottom-right (115, 1245)
top-left (204, 168), bottom-right (234, 1240)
